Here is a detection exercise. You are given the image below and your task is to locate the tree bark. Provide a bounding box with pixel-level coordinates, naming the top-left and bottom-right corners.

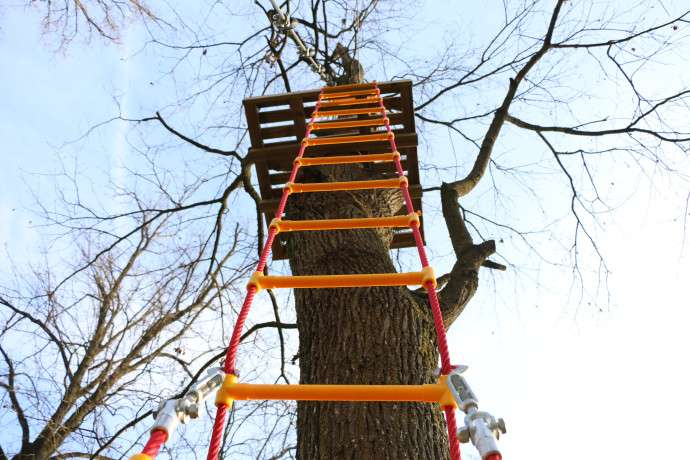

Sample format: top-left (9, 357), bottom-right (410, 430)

top-left (286, 162), bottom-right (451, 459)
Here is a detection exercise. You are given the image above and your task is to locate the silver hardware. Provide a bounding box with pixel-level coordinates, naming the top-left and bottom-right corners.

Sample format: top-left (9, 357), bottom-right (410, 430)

top-left (150, 367), bottom-right (225, 436)
top-left (444, 366), bottom-right (507, 460)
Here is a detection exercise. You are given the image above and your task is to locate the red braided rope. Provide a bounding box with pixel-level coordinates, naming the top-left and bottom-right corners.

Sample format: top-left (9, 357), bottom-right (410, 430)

top-left (205, 90), bottom-right (326, 460)
top-left (376, 83), bottom-right (461, 460)
top-left (206, 404), bottom-right (227, 460)
top-left (140, 429), bottom-right (167, 458)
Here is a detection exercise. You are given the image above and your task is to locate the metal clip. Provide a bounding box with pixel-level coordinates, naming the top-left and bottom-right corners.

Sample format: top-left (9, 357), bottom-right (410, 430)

top-left (151, 367), bottom-right (225, 437)
top-left (272, 13), bottom-right (298, 32)
top-left (297, 47), bottom-right (315, 58)
top-left (444, 366), bottom-right (506, 460)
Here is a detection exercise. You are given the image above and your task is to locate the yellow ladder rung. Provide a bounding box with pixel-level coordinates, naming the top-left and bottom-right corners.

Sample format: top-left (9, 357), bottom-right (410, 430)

top-left (246, 267), bottom-right (435, 291)
top-left (314, 107), bottom-right (383, 118)
top-left (304, 133), bottom-right (391, 146)
top-left (318, 97), bottom-right (380, 108)
top-left (298, 152), bottom-right (398, 166)
top-left (322, 82), bottom-right (377, 92)
top-left (310, 118), bottom-right (387, 130)
top-left (270, 213), bottom-right (420, 232)
top-left (322, 89), bottom-right (379, 100)
top-left (215, 376), bottom-right (455, 408)
top-left (285, 177), bottom-right (405, 193)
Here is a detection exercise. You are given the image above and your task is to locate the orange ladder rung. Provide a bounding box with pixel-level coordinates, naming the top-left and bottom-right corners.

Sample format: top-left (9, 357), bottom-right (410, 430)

top-left (215, 376), bottom-right (455, 408)
top-left (318, 97), bottom-right (380, 108)
top-left (284, 177), bottom-right (406, 193)
top-left (298, 152), bottom-right (398, 166)
top-left (304, 132), bottom-right (391, 146)
top-left (310, 118), bottom-right (387, 130)
top-left (270, 213), bottom-right (420, 233)
top-left (314, 107), bottom-right (383, 118)
top-left (321, 89), bottom-right (379, 100)
top-left (247, 267), bottom-right (435, 291)
top-left (322, 82), bottom-right (377, 92)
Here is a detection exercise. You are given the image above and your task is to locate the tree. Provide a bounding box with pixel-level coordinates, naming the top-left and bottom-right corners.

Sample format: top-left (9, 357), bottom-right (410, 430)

top-left (1, 0), bottom-right (689, 459)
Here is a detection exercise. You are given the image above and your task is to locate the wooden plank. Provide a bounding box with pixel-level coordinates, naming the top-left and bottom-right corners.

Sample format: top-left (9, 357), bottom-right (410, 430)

top-left (399, 84), bottom-right (416, 134)
top-left (256, 98), bottom-right (405, 126)
top-left (401, 147), bottom-right (420, 185)
top-left (254, 160), bottom-right (276, 200)
top-left (243, 100), bottom-right (264, 148)
top-left (248, 132), bottom-right (418, 164)
top-left (246, 80), bottom-right (410, 109)
top-left (290, 96), bottom-right (307, 142)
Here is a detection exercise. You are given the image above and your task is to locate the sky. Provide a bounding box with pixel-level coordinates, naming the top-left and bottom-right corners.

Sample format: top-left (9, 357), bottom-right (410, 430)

top-left (1, 2), bottom-right (690, 460)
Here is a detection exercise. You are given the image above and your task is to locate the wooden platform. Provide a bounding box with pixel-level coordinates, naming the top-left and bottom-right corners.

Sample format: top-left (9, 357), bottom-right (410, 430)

top-left (244, 80), bottom-right (423, 260)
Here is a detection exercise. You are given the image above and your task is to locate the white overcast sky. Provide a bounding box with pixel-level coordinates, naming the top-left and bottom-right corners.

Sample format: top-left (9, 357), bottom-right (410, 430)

top-left (1, 2), bottom-right (690, 460)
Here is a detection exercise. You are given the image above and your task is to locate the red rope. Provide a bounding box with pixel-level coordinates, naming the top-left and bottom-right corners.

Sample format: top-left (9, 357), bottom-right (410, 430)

top-left (205, 90), bottom-right (326, 460)
top-left (206, 404), bottom-right (227, 460)
top-left (376, 82), bottom-right (461, 460)
top-left (140, 429), bottom-right (167, 458)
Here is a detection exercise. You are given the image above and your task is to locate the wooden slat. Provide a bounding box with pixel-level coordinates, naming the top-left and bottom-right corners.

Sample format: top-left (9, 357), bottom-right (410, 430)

top-left (322, 82), bottom-right (378, 92)
top-left (322, 89), bottom-right (379, 99)
top-left (291, 97), bottom-right (307, 142)
top-left (243, 100), bottom-right (264, 148)
top-left (248, 132), bottom-right (418, 163)
top-left (399, 84), bottom-right (416, 134)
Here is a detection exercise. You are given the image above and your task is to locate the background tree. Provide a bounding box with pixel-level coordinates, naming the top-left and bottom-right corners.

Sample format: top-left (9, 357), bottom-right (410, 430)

top-left (1, 0), bottom-right (689, 459)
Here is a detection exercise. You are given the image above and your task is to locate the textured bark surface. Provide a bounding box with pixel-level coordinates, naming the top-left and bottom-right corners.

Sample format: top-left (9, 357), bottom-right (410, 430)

top-left (286, 162), bottom-right (451, 459)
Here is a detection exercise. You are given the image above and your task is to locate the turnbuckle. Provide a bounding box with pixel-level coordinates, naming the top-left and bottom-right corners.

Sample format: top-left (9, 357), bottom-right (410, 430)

top-left (150, 367), bottom-right (225, 438)
top-left (438, 366), bottom-right (507, 460)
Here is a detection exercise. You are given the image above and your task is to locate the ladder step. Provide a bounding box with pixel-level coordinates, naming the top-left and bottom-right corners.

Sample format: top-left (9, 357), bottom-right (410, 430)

top-left (314, 107), bottom-right (383, 118)
top-left (321, 89), bottom-right (379, 100)
top-left (304, 132), bottom-right (391, 146)
top-left (215, 380), bottom-right (453, 405)
top-left (322, 82), bottom-right (377, 92)
top-left (318, 97), bottom-right (380, 108)
top-left (271, 213), bottom-right (419, 232)
top-left (247, 267), bottom-right (434, 291)
top-left (298, 152), bottom-right (398, 166)
top-left (285, 177), bottom-right (405, 193)
top-left (310, 118), bottom-right (387, 130)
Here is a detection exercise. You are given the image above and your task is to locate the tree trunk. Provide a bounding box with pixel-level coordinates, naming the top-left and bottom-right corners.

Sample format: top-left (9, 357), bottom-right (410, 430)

top-left (286, 161), bottom-right (451, 459)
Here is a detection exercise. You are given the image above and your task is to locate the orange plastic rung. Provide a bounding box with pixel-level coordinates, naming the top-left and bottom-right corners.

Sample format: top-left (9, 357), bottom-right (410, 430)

top-left (246, 269), bottom-right (435, 291)
top-left (310, 118), bottom-right (387, 130)
top-left (322, 89), bottom-right (379, 99)
top-left (304, 133), bottom-right (391, 146)
top-left (216, 376), bottom-right (455, 408)
top-left (317, 97), bottom-right (380, 108)
top-left (298, 152), bottom-right (398, 166)
top-left (314, 107), bottom-right (383, 118)
top-left (285, 177), bottom-right (403, 193)
top-left (271, 213), bottom-right (420, 232)
top-left (322, 82), bottom-right (377, 92)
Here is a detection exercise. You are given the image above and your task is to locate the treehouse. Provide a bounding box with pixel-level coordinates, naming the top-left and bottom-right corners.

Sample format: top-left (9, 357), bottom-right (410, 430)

top-left (244, 79), bottom-right (424, 259)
